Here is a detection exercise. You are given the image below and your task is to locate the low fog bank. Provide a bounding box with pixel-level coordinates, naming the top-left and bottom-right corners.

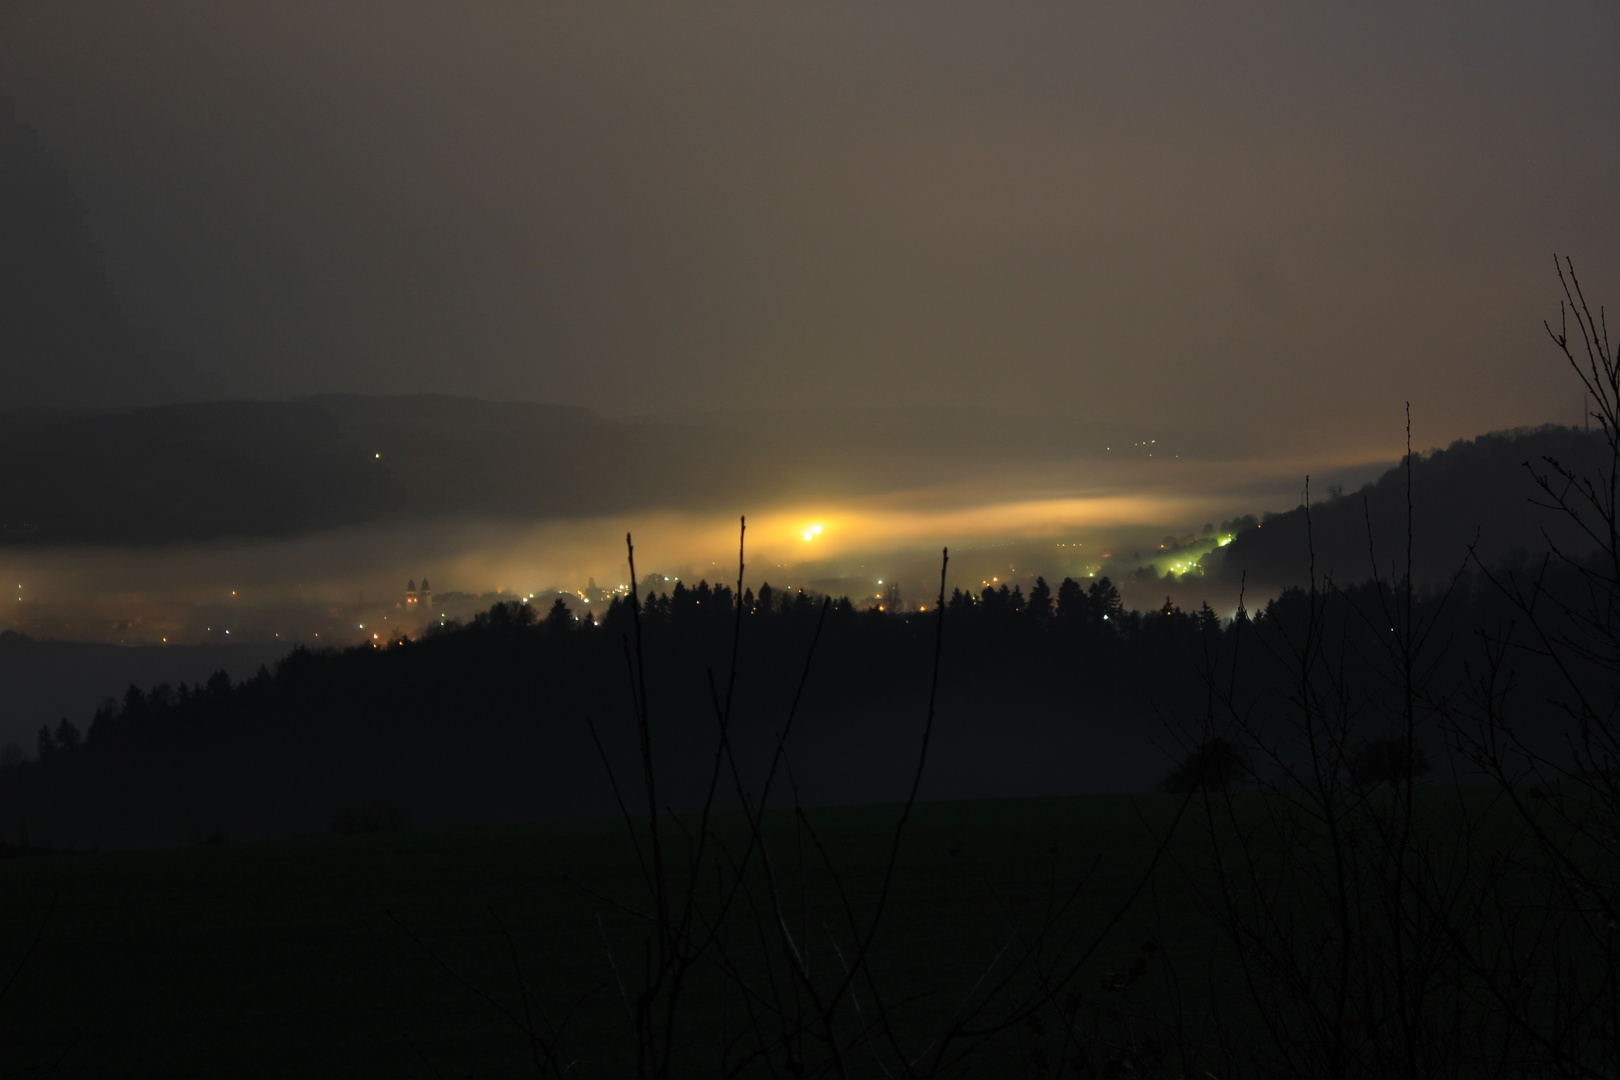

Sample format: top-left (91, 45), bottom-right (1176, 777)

top-left (1, 418), bottom-right (1586, 652)
top-left (0, 393), bottom-right (1397, 645)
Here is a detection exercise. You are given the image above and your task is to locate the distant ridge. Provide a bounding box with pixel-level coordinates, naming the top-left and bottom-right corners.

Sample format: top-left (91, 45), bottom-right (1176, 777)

top-left (0, 395), bottom-right (746, 546)
top-left (1212, 425), bottom-right (1606, 588)
top-left (0, 394), bottom-right (1210, 547)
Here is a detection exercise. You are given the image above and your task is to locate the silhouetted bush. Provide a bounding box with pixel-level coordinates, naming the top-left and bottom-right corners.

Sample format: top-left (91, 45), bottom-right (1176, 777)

top-left (1160, 735), bottom-right (1252, 793)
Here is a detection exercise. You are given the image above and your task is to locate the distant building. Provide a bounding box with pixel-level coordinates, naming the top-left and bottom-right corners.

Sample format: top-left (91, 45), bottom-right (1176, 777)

top-left (403, 578), bottom-right (434, 612)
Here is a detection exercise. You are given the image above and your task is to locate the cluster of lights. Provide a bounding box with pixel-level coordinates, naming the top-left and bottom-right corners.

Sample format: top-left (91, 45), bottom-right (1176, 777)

top-left (61, 522), bottom-right (1242, 650)
top-left (1133, 534), bottom-right (1236, 578)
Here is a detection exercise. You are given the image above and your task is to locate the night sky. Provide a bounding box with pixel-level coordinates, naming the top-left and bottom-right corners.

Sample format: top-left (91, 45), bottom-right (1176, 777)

top-left (4, 3), bottom-right (1616, 450)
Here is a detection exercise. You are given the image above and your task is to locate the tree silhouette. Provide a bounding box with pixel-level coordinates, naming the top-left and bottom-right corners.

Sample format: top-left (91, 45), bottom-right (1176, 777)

top-left (1087, 577), bottom-right (1123, 627)
top-left (1160, 735), bottom-right (1252, 793)
top-left (51, 718), bottom-right (79, 752)
top-left (544, 597), bottom-right (573, 635)
top-left (1055, 577), bottom-right (1086, 622)
top-left (1027, 576), bottom-right (1053, 622)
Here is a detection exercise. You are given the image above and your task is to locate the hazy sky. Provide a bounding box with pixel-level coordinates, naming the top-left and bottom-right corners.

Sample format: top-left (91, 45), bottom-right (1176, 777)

top-left (3, 2), bottom-right (1618, 456)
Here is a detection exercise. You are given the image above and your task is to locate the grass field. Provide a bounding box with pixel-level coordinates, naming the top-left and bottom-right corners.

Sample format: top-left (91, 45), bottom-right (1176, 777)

top-left (1, 784), bottom-right (1543, 1078)
top-left (0, 794), bottom-right (1221, 1078)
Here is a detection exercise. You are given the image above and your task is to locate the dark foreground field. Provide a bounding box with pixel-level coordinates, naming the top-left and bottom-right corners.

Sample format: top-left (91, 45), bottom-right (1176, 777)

top-left (0, 794), bottom-right (1226, 1078)
top-left (0, 785), bottom-right (1554, 1078)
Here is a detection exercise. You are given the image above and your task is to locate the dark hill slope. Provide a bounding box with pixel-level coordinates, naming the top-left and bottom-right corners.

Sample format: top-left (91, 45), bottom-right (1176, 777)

top-left (1213, 426), bottom-right (1606, 590)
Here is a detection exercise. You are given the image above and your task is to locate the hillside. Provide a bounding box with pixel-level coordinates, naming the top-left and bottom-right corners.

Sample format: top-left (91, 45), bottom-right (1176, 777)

top-left (1212, 425), bottom-right (1606, 590)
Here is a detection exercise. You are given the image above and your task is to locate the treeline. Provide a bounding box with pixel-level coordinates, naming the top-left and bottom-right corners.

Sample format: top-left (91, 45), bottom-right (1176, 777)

top-left (606, 572), bottom-right (1132, 631)
top-left (18, 570), bottom-right (1174, 767)
top-left (0, 555), bottom-right (1582, 850)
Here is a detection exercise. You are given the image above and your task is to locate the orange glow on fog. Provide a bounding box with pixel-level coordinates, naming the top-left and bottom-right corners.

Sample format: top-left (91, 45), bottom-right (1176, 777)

top-left (0, 452), bottom-right (1363, 636)
top-left (746, 493), bottom-right (1215, 560)
top-left (426, 487), bottom-right (1236, 593)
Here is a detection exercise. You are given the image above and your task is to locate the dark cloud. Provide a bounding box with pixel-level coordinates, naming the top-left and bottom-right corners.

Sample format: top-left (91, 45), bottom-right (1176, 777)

top-left (0, 3), bottom-right (1615, 456)
top-left (0, 101), bottom-right (171, 406)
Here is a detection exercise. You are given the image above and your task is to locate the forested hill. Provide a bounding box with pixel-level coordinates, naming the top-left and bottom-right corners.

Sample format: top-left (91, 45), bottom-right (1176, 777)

top-left (0, 568), bottom-right (1578, 850)
top-left (1213, 425), bottom-right (1606, 591)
